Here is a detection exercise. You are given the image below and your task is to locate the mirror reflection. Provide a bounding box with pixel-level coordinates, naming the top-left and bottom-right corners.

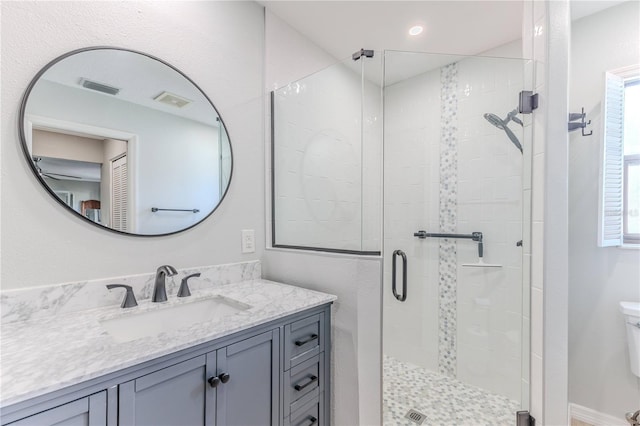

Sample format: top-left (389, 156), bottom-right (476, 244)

top-left (21, 47), bottom-right (232, 236)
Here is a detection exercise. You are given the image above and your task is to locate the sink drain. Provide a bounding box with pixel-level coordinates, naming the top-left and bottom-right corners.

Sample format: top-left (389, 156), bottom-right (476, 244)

top-left (405, 409), bottom-right (426, 425)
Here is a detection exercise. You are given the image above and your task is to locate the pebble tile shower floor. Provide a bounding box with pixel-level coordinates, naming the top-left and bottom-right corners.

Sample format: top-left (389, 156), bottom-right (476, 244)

top-left (383, 355), bottom-right (520, 426)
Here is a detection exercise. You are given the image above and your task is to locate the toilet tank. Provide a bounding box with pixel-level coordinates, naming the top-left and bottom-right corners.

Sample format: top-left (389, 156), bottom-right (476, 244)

top-left (620, 301), bottom-right (640, 378)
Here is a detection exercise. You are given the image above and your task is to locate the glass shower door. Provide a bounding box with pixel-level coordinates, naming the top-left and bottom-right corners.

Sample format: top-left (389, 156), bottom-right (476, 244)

top-left (382, 51), bottom-right (531, 425)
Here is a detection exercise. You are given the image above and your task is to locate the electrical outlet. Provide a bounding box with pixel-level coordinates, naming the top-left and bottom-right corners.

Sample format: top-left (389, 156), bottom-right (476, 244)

top-left (241, 229), bottom-right (255, 253)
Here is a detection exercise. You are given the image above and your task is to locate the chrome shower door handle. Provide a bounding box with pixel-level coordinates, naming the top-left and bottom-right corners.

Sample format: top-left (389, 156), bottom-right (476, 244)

top-left (392, 249), bottom-right (407, 302)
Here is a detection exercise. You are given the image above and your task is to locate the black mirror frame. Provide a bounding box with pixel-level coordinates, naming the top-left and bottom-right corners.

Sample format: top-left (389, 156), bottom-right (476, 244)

top-left (18, 46), bottom-right (233, 237)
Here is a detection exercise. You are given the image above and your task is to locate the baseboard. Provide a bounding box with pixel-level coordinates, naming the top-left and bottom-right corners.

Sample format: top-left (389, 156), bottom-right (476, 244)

top-left (569, 403), bottom-right (628, 426)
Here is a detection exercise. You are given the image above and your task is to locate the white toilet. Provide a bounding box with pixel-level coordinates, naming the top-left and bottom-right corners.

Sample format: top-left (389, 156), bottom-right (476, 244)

top-left (620, 301), bottom-right (640, 378)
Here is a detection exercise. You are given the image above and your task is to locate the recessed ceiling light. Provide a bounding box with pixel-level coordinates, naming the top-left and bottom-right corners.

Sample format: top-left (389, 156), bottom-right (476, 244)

top-left (154, 91), bottom-right (192, 108)
top-left (409, 25), bottom-right (424, 36)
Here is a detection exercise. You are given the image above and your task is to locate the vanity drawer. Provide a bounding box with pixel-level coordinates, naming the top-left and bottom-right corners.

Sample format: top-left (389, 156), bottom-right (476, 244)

top-left (285, 392), bottom-right (324, 426)
top-left (284, 313), bottom-right (324, 369)
top-left (284, 355), bottom-right (324, 417)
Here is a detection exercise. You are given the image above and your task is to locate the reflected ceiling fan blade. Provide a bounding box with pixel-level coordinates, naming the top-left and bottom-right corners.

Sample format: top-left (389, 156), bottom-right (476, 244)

top-left (42, 173), bottom-right (61, 181)
top-left (43, 172), bottom-right (83, 179)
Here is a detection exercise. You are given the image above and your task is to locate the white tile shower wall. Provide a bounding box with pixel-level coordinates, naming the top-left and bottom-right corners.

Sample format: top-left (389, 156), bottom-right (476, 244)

top-left (523, 0), bottom-right (572, 423)
top-left (1, 1), bottom-right (265, 290)
top-left (272, 60), bottom-right (382, 252)
top-left (542, 2), bottom-right (570, 424)
top-left (383, 66), bottom-right (441, 373)
top-left (384, 53), bottom-right (525, 403)
top-left (272, 63), bottom-right (364, 250)
top-left (362, 57), bottom-right (384, 253)
top-left (455, 56), bottom-right (524, 401)
top-left (522, 0), bottom-right (545, 420)
top-left (0, 261), bottom-right (261, 324)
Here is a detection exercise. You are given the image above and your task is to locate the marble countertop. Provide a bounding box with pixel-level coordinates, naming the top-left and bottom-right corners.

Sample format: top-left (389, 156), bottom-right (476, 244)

top-left (0, 279), bottom-right (336, 407)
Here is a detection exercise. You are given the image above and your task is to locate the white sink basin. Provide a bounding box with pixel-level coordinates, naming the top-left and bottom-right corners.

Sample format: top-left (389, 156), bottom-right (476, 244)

top-left (100, 296), bottom-right (250, 343)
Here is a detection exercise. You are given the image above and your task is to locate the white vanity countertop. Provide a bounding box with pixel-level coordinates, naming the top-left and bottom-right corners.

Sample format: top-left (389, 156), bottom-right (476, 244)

top-left (0, 279), bottom-right (336, 407)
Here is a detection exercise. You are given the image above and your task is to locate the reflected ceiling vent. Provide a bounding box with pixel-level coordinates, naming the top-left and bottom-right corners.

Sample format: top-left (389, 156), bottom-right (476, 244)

top-left (154, 91), bottom-right (192, 108)
top-left (79, 78), bottom-right (120, 95)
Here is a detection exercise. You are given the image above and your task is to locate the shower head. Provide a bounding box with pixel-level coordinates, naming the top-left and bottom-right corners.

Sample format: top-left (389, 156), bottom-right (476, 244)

top-left (483, 110), bottom-right (524, 154)
top-left (484, 113), bottom-right (505, 129)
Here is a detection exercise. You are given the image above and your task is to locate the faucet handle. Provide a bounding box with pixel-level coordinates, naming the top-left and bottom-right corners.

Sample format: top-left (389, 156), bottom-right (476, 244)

top-left (178, 273), bottom-right (201, 298)
top-left (106, 284), bottom-right (138, 308)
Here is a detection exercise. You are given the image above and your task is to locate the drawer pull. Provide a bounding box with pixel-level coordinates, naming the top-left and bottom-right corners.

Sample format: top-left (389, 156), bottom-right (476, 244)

top-left (305, 416), bottom-right (318, 425)
top-left (295, 334), bottom-right (318, 346)
top-left (294, 375), bottom-right (318, 391)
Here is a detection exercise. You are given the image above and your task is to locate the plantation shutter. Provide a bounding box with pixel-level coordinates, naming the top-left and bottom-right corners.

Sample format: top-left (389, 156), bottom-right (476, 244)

top-left (111, 155), bottom-right (128, 232)
top-left (598, 72), bottom-right (624, 247)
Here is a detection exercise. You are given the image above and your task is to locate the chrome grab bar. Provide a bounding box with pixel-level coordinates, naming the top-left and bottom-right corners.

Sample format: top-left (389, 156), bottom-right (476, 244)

top-left (392, 250), bottom-right (407, 302)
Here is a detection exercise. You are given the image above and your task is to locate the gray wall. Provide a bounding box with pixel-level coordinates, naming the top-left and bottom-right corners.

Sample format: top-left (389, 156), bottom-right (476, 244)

top-left (1, 1), bottom-right (265, 289)
top-left (569, 1), bottom-right (640, 417)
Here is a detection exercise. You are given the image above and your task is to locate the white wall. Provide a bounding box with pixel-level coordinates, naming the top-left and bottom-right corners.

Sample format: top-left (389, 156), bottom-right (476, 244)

top-left (569, 1), bottom-right (640, 418)
top-left (263, 10), bottom-right (382, 426)
top-left (1, 1), bottom-right (264, 289)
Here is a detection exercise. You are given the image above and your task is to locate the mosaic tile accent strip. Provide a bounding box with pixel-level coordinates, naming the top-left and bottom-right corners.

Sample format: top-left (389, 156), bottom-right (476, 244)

top-left (383, 355), bottom-right (520, 426)
top-left (438, 62), bottom-right (459, 377)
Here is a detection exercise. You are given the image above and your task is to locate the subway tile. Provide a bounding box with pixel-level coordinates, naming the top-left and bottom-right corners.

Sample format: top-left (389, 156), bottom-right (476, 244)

top-left (531, 287), bottom-right (543, 356)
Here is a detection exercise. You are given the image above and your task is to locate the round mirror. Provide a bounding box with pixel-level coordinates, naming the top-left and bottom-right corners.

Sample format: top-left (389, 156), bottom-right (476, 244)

top-left (19, 47), bottom-right (232, 236)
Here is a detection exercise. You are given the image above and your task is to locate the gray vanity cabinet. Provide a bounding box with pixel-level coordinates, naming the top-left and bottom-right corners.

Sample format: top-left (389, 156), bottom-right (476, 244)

top-left (118, 356), bottom-right (208, 426)
top-left (1, 304), bottom-right (331, 426)
top-left (7, 392), bottom-right (107, 426)
top-left (215, 330), bottom-right (280, 426)
top-left (118, 330), bottom-right (279, 426)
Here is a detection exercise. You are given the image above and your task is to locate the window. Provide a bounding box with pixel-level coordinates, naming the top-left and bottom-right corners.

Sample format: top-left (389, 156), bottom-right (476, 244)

top-left (623, 80), bottom-right (640, 243)
top-left (599, 66), bottom-right (640, 247)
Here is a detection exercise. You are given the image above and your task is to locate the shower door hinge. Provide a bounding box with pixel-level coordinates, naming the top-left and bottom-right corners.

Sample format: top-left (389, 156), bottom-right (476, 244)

top-left (516, 411), bottom-right (535, 426)
top-left (352, 48), bottom-right (374, 61)
top-left (519, 91), bottom-right (539, 114)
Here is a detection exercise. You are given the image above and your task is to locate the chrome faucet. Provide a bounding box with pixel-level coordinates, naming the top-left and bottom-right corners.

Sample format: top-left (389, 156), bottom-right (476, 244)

top-left (152, 265), bottom-right (177, 302)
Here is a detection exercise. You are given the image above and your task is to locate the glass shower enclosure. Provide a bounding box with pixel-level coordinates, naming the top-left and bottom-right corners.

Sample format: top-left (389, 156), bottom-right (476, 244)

top-left (383, 51), bottom-right (531, 425)
top-left (271, 49), bottom-right (532, 425)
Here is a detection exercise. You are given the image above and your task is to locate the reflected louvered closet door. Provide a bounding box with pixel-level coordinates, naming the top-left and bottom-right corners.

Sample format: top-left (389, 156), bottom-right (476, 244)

top-left (111, 154), bottom-right (128, 232)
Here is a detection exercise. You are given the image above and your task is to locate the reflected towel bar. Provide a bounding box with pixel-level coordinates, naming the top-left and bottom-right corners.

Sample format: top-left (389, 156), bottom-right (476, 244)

top-left (151, 207), bottom-right (200, 213)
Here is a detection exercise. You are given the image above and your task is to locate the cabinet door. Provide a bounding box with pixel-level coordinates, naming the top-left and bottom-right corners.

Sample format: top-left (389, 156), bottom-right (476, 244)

top-left (8, 392), bottom-right (106, 426)
top-left (119, 355), bottom-right (208, 426)
top-left (215, 330), bottom-right (280, 426)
